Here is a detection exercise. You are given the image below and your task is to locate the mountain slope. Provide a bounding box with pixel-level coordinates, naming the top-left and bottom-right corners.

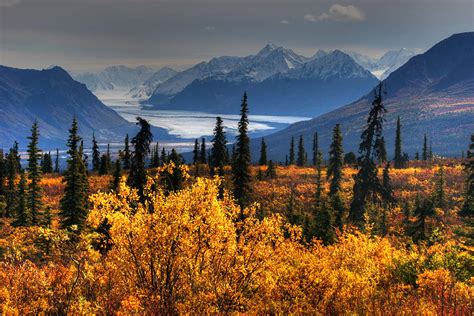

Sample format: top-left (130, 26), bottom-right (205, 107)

top-left (148, 50), bottom-right (378, 116)
top-left (251, 32), bottom-right (474, 160)
top-left (129, 67), bottom-right (177, 100)
top-left (0, 65), bottom-right (169, 148)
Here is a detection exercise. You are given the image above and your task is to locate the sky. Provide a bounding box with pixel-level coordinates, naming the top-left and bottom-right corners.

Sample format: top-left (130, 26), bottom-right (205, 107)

top-left (1, 0), bottom-right (473, 72)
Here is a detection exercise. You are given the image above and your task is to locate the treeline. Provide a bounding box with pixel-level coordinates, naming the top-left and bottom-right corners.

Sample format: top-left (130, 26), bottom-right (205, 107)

top-left (0, 85), bottom-right (472, 245)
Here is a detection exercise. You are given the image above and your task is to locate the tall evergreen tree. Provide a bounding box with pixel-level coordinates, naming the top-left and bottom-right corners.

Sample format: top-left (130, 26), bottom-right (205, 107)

top-left (327, 124), bottom-right (345, 229)
top-left (27, 120), bottom-right (43, 226)
top-left (312, 132), bottom-right (319, 166)
top-left (41, 152), bottom-right (53, 174)
top-left (394, 116), bottom-right (404, 168)
top-left (122, 134), bottom-right (131, 170)
top-left (211, 116), bottom-right (228, 178)
top-left (59, 117), bottom-right (89, 231)
top-left (92, 133), bottom-right (100, 172)
top-left (12, 170), bottom-right (29, 227)
top-left (150, 142), bottom-right (160, 168)
top-left (297, 135), bottom-right (306, 167)
top-left (232, 92), bottom-right (252, 211)
top-left (192, 139), bottom-right (200, 164)
top-left (12, 141), bottom-right (21, 172)
top-left (327, 124), bottom-right (344, 195)
top-left (312, 147), bottom-right (335, 244)
top-left (160, 147), bottom-right (167, 164)
top-left (111, 159), bottom-right (122, 192)
top-left (127, 117), bottom-right (153, 199)
top-left (433, 165), bottom-right (447, 211)
top-left (314, 146), bottom-right (324, 207)
top-left (289, 136), bottom-right (295, 165)
top-left (200, 138), bottom-right (207, 164)
top-left (349, 83), bottom-right (390, 226)
top-left (258, 138), bottom-right (267, 166)
top-left (99, 154), bottom-right (109, 175)
top-left (54, 148), bottom-right (60, 173)
top-left (422, 134), bottom-right (428, 161)
top-left (412, 196), bottom-right (435, 242)
top-left (267, 160), bottom-right (277, 179)
top-left (105, 144), bottom-right (111, 171)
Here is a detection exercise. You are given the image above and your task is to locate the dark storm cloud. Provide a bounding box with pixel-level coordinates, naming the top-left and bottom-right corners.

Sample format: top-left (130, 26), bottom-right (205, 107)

top-left (1, 0), bottom-right (473, 71)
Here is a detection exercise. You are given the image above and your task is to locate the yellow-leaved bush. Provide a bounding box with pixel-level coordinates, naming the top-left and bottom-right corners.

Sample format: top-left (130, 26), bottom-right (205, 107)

top-left (0, 167), bottom-right (472, 314)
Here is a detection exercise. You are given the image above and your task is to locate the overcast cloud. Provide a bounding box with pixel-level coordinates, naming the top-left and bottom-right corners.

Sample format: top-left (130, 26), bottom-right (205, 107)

top-left (0, 0), bottom-right (473, 72)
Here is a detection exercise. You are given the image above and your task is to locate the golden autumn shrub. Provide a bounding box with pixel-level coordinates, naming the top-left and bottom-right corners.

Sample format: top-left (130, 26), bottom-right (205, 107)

top-left (0, 162), bottom-right (472, 314)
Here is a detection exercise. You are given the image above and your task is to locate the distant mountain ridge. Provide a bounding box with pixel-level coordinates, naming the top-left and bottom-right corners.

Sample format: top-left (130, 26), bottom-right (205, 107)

top-left (249, 32), bottom-right (474, 160)
top-left (147, 48), bottom-right (379, 116)
top-left (0, 65), bottom-right (171, 148)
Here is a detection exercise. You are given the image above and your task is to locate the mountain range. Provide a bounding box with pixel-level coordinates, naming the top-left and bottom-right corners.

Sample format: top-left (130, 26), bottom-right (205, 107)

top-left (146, 45), bottom-right (379, 116)
top-left (249, 32), bottom-right (474, 160)
top-left (0, 66), bottom-right (171, 149)
top-left (72, 44), bottom-right (415, 114)
top-left (151, 49), bottom-right (378, 116)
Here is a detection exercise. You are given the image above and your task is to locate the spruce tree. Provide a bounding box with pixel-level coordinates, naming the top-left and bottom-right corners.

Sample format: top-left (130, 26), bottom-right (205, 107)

top-left (344, 152), bottom-right (357, 166)
top-left (327, 124), bottom-right (344, 195)
top-left (433, 165), bottom-right (447, 211)
top-left (312, 147), bottom-right (335, 244)
top-left (200, 138), bottom-right (207, 164)
top-left (27, 120), bottom-right (43, 226)
top-left (160, 147), bottom-right (167, 164)
top-left (297, 135), bottom-right (305, 167)
top-left (211, 116), bottom-right (228, 177)
top-left (312, 132), bottom-right (319, 166)
top-left (12, 170), bottom-right (29, 227)
top-left (267, 160), bottom-right (276, 179)
top-left (193, 139), bottom-right (200, 164)
top-left (314, 143), bottom-right (324, 208)
top-left (150, 142), bottom-right (160, 168)
top-left (232, 92), bottom-right (252, 211)
top-left (111, 159), bottom-right (122, 192)
top-left (349, 83), bottom-right (390, 226)
top-left (105, 144), bottom-right (111, 171)
top-left (12, 141), bottom-right (21, 172)
top-left (122, 134), bottom-right (131, 170)
top-left (393, 116), bottom-right (404, 168)
top-left (99, 154), bottom-right (109, 175)
top-left (127, 117), bottom-right (153, 199)
top-left (289, 136), bottom-right (295, 165)
top-left (59, 117), bottom-right (89, 231)
top-left (259, 138), bottom-right (267, 166)
top-left (54, 148), bottom-right (60, 173)
top-left (327, 124), bottom-right (345, 229)
top-left (412, 196), bottom-right (435, 242)
top-left (92, 133), bottom-right (100, 172)
top-left (422, 134), bottom-right (428, 161)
